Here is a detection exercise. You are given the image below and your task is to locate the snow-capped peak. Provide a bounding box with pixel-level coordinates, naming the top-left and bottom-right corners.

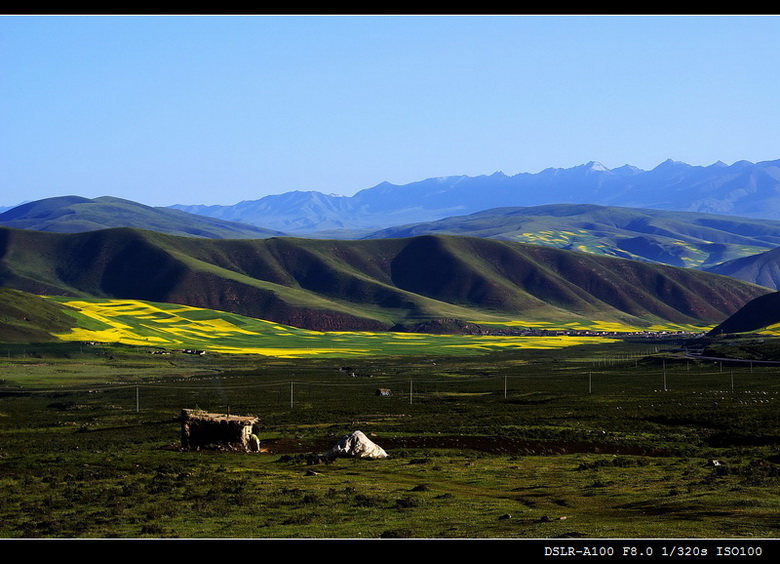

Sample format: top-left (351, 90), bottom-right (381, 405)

top-left (585, 161), bottom-right (609, 172)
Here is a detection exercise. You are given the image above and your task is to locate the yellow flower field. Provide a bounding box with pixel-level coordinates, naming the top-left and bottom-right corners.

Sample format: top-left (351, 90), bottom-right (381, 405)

top-left (46, 298), bottom-right (639, 357)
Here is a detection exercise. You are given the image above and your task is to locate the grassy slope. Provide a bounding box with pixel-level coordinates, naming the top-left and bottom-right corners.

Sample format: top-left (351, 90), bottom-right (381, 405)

top-left (0, 226), bottom-right (771, 332)
top-left (0, 288), bottom-right (79, 343)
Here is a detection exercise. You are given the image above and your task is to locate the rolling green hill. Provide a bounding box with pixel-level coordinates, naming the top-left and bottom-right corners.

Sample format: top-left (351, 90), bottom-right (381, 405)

top-left (366, 204), bottom-right (780, 269)
top-left (0, 195), bottom-right (284, 239)
top-left (9, 198), bottom-right (780, 276)
top-left (0, 226), bottom-right (770, 332)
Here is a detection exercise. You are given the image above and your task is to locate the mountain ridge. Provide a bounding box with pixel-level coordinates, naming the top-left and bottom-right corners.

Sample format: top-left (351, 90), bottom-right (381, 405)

top-left (10, 195), bottom-right (780, 273)
top-left (0, 195), bottom-right (285, 239)
top-left (0, 226), bottom-right (769, 332)
top-left (169, 158), bottom-right (780, 234)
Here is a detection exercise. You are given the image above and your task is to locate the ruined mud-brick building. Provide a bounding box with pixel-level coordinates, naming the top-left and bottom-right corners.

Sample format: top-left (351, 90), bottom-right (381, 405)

top-left (180, 409), bottom-right (261, 452)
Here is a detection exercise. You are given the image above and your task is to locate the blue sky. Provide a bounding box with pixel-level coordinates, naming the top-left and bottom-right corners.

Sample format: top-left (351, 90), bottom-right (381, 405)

top-left (2, 15), bottom-right (779, 208)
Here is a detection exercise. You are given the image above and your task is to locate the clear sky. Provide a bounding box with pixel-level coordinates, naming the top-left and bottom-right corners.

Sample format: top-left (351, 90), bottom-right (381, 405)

top-left (2, 14), bottom-right (779, 208)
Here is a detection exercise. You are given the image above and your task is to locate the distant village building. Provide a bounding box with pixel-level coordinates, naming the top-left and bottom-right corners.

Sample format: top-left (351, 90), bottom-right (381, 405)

top-left (180, 408), bottom-right (261, 452)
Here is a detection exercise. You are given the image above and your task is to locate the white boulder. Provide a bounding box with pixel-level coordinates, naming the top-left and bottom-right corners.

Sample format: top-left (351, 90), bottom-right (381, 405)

top-left (326, 430), bottom-right (388, 459)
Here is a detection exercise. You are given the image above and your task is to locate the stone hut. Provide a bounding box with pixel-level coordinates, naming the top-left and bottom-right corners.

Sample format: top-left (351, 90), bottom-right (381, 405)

top-left (180, 409), bottom-right (261, 452)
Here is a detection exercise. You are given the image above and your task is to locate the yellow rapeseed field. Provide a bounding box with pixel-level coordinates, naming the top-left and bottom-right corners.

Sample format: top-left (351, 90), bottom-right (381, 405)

top-left (48, 298), bottom-right (644, 357)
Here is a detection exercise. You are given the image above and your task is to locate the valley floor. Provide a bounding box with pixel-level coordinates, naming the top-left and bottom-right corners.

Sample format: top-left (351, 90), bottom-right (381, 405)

top-left (2, 339), bottom-right (780, 541)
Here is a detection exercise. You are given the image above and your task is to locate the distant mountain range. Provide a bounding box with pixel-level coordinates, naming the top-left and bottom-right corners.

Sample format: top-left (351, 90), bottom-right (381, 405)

top-left (6, 159), bottom-right (780, 240)
top-left (0, 227), bottom-right (770, 332)
top-left (171, 158), bottom-right (780, 234)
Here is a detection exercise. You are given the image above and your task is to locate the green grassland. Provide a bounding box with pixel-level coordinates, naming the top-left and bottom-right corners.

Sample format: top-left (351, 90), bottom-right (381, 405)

top-left (3, 333), bottom-right (780, 539)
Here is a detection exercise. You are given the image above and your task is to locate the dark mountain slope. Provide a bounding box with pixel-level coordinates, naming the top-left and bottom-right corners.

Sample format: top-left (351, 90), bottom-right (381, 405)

top-left (708, 291), bottom-right (780, 335)
top-left (0, 227), bottom-right (190, 300)
top-left (0, 227), bottom-right (769, 331)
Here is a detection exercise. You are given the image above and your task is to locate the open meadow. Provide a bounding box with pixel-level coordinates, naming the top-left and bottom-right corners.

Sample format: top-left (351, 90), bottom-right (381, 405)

top-left (3, 331), bottom-right (780, 540)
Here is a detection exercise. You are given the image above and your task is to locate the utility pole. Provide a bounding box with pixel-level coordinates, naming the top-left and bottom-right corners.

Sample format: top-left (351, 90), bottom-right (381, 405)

top-left (663, 359), bottom-right (667, 391)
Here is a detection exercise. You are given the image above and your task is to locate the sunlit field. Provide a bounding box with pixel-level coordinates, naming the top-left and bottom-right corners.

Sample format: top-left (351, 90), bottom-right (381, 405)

top-left (47, 298), bottom-right (635, 358)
